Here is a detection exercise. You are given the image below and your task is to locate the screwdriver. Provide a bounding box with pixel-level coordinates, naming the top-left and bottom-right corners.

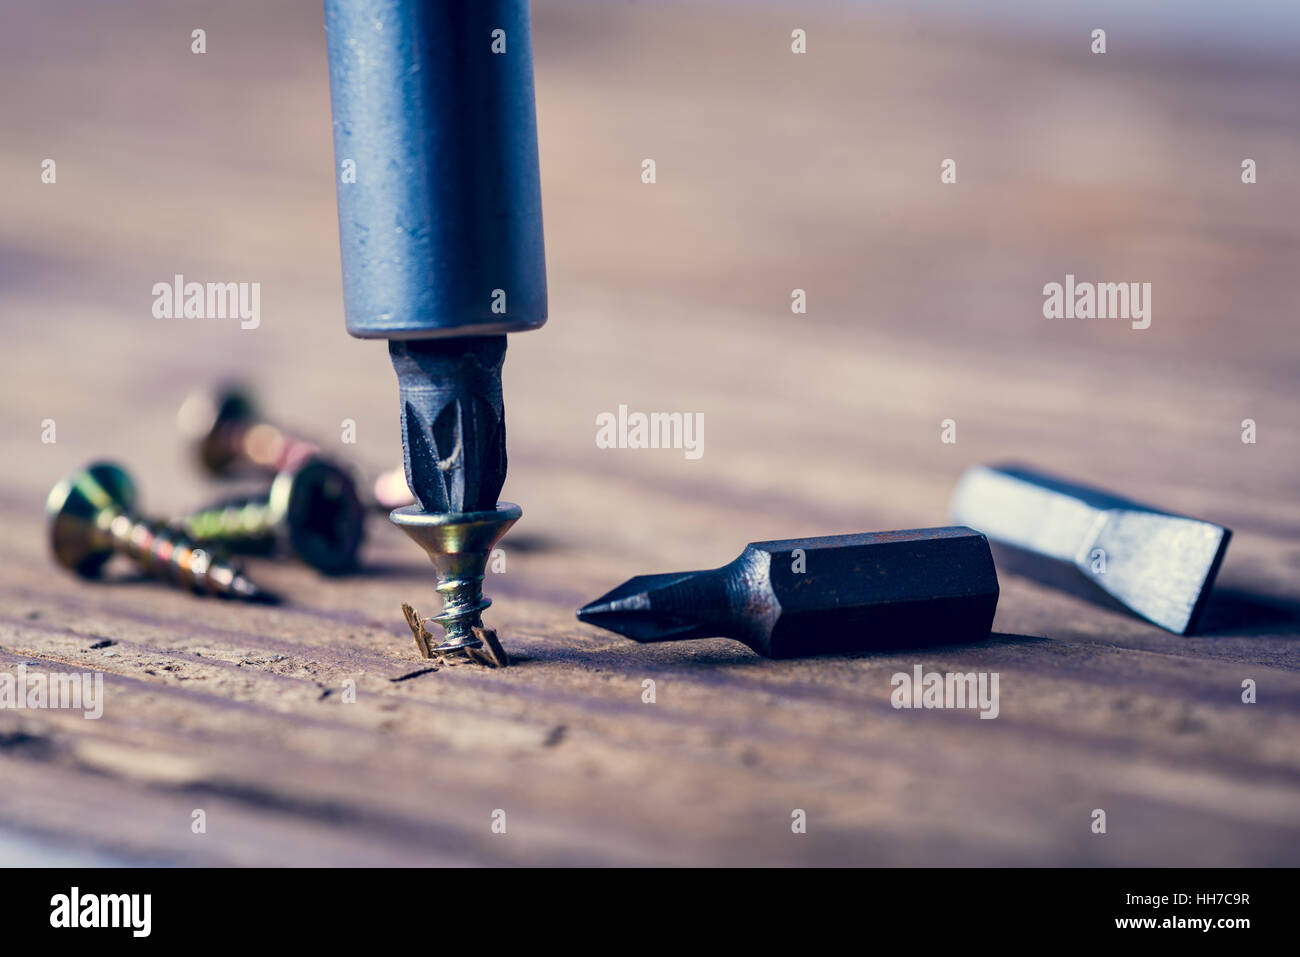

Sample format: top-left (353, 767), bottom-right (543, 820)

top-left (324, 0), bottom-right (546, 654)
top-left (577, 528), bottom-right (1000, 658)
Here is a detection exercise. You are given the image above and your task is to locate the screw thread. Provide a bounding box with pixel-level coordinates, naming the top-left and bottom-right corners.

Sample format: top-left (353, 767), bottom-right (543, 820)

top-left (180, 497), bottom-right (276, 544)
top-left (390, 502), bottom-right (520, 656)
top-left (431, 574), bottom-right (490, 650)
top-left (109, 512), bottom-right (265, 600)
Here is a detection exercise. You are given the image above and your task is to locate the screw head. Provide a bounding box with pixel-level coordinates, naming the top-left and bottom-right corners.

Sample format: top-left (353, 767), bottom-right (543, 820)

top-left (389, 502), bottom-right (521, 575)
top-left (46, 461), bottom-right (136, 576)
top-left (268, 458), bottom-right (366, 574)
top-left (176, 384), bottom-right (257, 474)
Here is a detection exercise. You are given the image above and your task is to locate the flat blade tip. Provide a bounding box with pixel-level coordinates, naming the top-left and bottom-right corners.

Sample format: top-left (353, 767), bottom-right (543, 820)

top-left (1089, 511), bottom-right (1231, 634)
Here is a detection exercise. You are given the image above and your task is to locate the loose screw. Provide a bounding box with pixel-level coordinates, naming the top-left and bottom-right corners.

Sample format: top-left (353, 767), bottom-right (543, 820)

top-left (47, 462), bottom-right (271, 601)
top-left (179, 384), bottom-right (414, 511)
top-left (177, 384), bottom-right (321, 477)
top-left (179, 457), bottom-right (366, 574)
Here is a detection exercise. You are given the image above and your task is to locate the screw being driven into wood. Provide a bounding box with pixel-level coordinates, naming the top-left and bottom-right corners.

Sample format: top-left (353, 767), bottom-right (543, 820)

top-left (390, 503), bottom-right (520, 655)
top-left (46, 461), bottom-right (271, 601)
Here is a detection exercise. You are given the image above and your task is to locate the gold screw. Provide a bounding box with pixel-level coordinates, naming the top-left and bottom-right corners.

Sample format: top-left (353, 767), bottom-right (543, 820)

top-left (47, 462), bottom-right (271, 601)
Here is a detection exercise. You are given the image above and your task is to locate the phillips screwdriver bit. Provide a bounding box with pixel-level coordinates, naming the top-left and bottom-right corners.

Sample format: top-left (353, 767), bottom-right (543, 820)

top-left (949, 464), bottom-right (1231, 634)
top-left (577, 527), bottom-right (999, 658)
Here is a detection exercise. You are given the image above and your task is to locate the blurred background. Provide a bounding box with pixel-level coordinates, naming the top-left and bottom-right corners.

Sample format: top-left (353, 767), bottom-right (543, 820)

top-left (2, 0), bottom-right (1296, 549)
top-left (0, 0), bottom-right (1297, 865)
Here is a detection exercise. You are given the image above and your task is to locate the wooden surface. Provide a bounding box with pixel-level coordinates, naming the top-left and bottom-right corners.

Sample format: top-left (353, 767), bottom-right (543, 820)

top-left (1, 1), bottom-right (1299, 865)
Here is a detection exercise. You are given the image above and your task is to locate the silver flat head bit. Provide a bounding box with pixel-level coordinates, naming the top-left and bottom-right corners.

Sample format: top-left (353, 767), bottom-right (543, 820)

top-left (949, 464), bottom-right (1231, 635)
top-left (576, 527), bottom-right (999, 659)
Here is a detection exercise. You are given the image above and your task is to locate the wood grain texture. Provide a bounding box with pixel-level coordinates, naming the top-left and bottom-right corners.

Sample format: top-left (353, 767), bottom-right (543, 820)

top-left (0, 0), bottom-right (1298, 865)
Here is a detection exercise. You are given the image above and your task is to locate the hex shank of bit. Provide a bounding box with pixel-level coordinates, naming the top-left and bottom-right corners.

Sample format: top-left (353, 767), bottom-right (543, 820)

top-left (949, 464), bottom-right (1231, 634)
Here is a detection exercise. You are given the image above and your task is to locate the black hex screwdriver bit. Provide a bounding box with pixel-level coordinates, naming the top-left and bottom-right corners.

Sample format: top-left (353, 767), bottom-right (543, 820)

top-left (950, 464), bottom-right (1231, 634)
top-left (577, 527), bottom-right (999, 658)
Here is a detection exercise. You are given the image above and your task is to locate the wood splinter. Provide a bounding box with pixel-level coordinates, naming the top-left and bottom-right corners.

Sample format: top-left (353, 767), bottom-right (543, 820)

top-left (401, 603), bottom-right (509, 668)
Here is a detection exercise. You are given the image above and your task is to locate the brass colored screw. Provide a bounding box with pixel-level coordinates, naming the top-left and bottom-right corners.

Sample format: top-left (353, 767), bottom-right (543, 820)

top-left (179, 458), bottom-right (366, 574)
top-left (47, 462), bottom-right (270, 601)
top-left (390, 503), bottom-right (520, 655)
top-left (177, 384), bottom-right (320, 477)
top-left (179, 384), bottom-right (415, 512)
